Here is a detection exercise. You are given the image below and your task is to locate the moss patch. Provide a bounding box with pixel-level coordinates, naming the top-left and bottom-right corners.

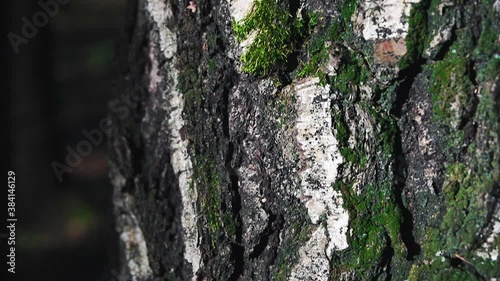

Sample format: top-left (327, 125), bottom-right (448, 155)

top-left (332, 109), bottom-right (367, 166)
top-left (399, 0), bottom-right (430, 69)
top-left (297, 0), bottom-right (360, 79)
top-left (232, 0), bottom-right (308, 76)
top-left (429, 57), bottom-right (473, 129)
top-left (192, 155), bottom-right (236, 248)
top-left (414, 83), bottom-right (499, 279)
top-left (273, 213), bottom-right (313, 281)
top-left (363, 103), bottom-right (397, 156)
top-left (332, 180), bottom-right (405, 279)
top-left (328, 50), bottom-right (370, 94)
top-left (411, 161), bottom-right (499, 280)
top-left (473, 0), bottom-right (500, 82)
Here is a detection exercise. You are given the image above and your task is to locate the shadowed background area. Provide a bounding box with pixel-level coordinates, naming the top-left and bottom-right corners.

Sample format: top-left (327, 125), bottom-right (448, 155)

top-left (6, 0), bottom-right (127, 280)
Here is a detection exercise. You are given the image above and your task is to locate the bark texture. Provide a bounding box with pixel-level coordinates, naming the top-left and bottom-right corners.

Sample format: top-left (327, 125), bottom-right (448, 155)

top-left (109, 0), bottom-right (499, 280)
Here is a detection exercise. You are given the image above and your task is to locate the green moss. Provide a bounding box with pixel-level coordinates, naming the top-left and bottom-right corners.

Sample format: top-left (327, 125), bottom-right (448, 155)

top-left (416, 160), bottom-right (499, 279)
top-left (333, 181), bottom-right (405, 279)
top-left (207, 33), bottom-right (218, 52)
top-left (408, 263), bottom-right (424, 281)
top-left (339, 146), bottom-right (367, 167)
top-left (473, 5), bottom-right (500, 82)
top-left (333, 112), bottom-right (349, 145)
top-left (329, 51), bottom-right (370, 94)
top-left (441, 163), bottom-right (494, 249)
top-left (333, 111), bottom-right (366, 165)
top-left (482, 55), bottom-right (500, 81)
top-left (399, 0), bottom-right (430, 69)
top-left (414, 76), bottom-right (499, 278)
top-left (341, 147), bottom-right (360, 164)
top-left (340, 0), bottom-right (357, 23)
top-left (330, 102), bottom-right (404, 278)
top-left (430, 262), bottom-right (477, 281)
top-left (422, 228), bottom-right (441, 259)
top-left (274, 217), bottom-right (312, 281)
top-left (192, 155), bottom-right (236, 248)
top-left (473, 255), bottom-right (500, 278)
top-left (428, 50), bottom-right (474, 158)
top-left (180, 66), bottom-right (203, 105)
top-left (477, 16), bottom-right (498, 56)
top-left (409, 256), bottom-right (488, 281)
top-left (430, 57), bottom-right (473, 127)
top-left (221, 213), bottom-right (237, 236)
top-left (297, 33), bottom-right (329, 78)
top-left (363, 104), bottom-right (397, 156)
top-left (359, 153), bottom-right (368, 167)
top-left (297, 0), bottom-right (360, 79)
top-left (208, 57), bottom-right (217, 72)
top-left (232, 0), bottom-right (307, 76)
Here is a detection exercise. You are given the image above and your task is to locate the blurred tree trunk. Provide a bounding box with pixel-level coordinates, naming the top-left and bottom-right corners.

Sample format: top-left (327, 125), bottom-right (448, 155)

top-left (110, 0), bottom-right (499, 280)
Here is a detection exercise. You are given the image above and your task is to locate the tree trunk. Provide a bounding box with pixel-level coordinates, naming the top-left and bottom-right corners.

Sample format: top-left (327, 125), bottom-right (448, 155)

top-left (109, 0), bottom-right (499, 280)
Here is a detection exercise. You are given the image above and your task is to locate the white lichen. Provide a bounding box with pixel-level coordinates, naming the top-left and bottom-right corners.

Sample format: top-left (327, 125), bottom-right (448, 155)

top-left (289, 78), bottom-right (349, 280)
top-left (147, 0), bottom-right (177, 59)
top-left (289, 226), bottom-right (331, 281)
top-left (146, 0), bottom-right (202, 276)
top-left (427, 25), bottom-right (453, 56)
top-left (147, 40), bottom-right (161, 93)
top-left (476, 206), bottom-right (500, 261)
top-left (162, 58), bottom-right (202, 277)
top-left (229, 0), bottom-right (255, 22)
top-left (355, 0), bottom-right (421, 41)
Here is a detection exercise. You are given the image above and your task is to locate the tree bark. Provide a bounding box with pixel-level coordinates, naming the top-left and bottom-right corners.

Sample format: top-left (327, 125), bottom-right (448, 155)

top-left (109, 0), bottom-right (499, 280)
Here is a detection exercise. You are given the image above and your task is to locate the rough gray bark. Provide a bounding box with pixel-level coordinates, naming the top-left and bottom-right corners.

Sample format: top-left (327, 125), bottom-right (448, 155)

top-left (109, 0), bottom-right (499, 280)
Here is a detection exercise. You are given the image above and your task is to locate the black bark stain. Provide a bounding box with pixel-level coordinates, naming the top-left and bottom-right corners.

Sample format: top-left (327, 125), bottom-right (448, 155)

top-left (268, 214), bottom-right (285, 267)
top-left (222, 85), bottom-right (245, 281)
top-left (373, 233), bottom-right (394, 281)
top-left (249, 213), bottom-right (277, 259)
top-left (226, 156), bottom-right (245, 281)
top-left (433, 28), bottom-right (456, 61)
top-left (393, 130), bottom-right (421, 260)
top-left (391, 60), bottom-right (425, 259)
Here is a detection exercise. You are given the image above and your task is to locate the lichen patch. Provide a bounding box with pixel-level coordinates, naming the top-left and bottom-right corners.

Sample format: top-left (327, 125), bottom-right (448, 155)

top-left (146, 0), bottom-right (202, 276)
top-left (147, 40), bottom-right (161, 93)
top-left (289, 226), bottom-right (331, 281)
top-left (147, 0), bottom-right (177, 59)
top-left (355, 0), bottom-right (421, 41)
top-left (289, 77), bottom-right (349, 279)
top-left (229, 0), bottom-right (254, 22)
top-left (161, 69), bottom-right (202, 275)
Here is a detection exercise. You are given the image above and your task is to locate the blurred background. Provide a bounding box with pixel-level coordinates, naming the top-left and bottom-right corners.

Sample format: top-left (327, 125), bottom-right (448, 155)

top-left (6, 0), bottom-right (127, 280)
